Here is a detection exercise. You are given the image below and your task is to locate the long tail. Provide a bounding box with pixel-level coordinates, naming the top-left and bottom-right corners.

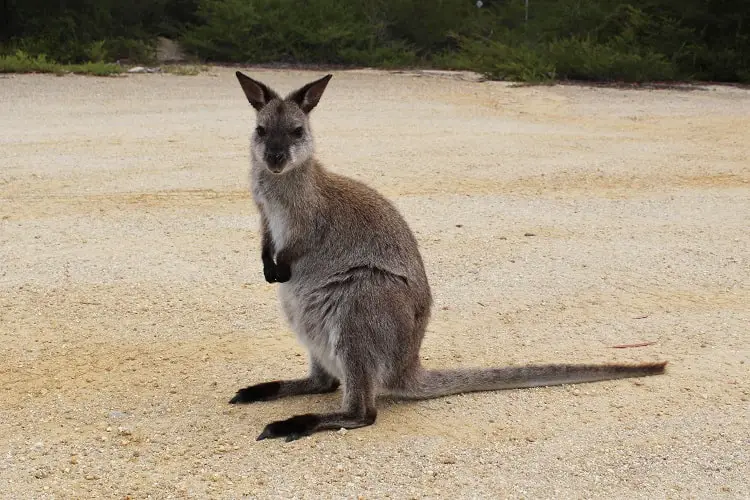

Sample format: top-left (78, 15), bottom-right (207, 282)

top-left (396, 361), bottom-right (667, 400)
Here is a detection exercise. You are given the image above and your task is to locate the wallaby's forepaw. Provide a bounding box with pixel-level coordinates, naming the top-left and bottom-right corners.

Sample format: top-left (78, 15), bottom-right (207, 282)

top-left (256, 414), bottom-right (320, 442)
top-left (263, 261), bottom-right (291, 283)
top-left (229, 381), bottom-right (281, 404)
top-left (274, 261), bottom-right (291, 282)
top-left (263, 263), bottom-right (278, 283)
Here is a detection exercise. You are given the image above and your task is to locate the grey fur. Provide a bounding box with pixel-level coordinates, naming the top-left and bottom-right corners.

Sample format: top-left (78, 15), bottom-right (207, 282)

top-left (230, 72), bottom-right (668, 442)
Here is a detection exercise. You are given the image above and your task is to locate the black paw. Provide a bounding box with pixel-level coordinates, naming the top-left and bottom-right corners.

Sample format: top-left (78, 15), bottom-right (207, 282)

top-left (263, 261), bottom-right (291, 283)
top-left (274, 261), bottom-right (291, 283)
top-left (256, 414), bottom-right (320, 442)
top-left (229, 381), bottom-right (281, 404)
top-left (263, 262), bottom-right (278, 283)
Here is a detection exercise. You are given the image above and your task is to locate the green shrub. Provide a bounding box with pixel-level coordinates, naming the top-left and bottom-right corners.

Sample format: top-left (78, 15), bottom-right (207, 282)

top-left (64, 61), bottom-right (125, 76)
top-left (0, 50), bottom-right (57, 73)
top-left (1, 0), bottom-right (748, 83)
top-left (448, 37), bottom-right (555, 82)
top-left (337, 42), bottom-right (420, 68)
top-left (546, 37), bottom-right (677, 82)
top-left (0, 50), bottom-right (122, 76)
top-left (103, 38), bottom-right (156, 64)
top-left (181, 0), bottom-right (377, 64)
top-left (376, 0), bottom-right (489, 52)
top-left (86, 40), bottom-right (109, 63)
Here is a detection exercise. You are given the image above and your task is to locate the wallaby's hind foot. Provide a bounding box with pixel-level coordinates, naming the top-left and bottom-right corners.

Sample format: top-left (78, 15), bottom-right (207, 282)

top-left (256, 409), bottom-right (377, 442)
top-left (229, 361), bottom-right (340, 404)
top-left (229, 378), bottom-right (340, 404)
top-left (229, 381), bottom-right (282, 404)
top-left (256, 348), bottom-right (377, 441)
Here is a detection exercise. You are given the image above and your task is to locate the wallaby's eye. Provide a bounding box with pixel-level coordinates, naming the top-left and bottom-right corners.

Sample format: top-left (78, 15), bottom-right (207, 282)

top-left (256, 126), bottom-right (267, 137)
top-left (291, 127), bottom-right (304, 139)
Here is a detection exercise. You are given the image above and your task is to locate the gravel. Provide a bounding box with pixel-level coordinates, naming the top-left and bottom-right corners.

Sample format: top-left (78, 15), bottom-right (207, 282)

top-left (1, 68), bottom-right (748, 498)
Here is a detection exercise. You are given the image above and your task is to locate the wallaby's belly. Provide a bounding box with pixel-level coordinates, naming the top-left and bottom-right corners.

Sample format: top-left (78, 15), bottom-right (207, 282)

top-left (278, 282), bottom-right (345, 380)
top-left (277, 266), bottom-right (423, 389)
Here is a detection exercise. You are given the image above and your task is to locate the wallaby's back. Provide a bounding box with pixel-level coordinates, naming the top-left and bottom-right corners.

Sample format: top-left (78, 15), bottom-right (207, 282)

top-left (316, 167), bottom-right (431, 291)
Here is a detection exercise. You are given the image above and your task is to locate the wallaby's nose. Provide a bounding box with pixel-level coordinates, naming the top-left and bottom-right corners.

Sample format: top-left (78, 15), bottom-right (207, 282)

top-left (266, 150), bottom-right (287, 169)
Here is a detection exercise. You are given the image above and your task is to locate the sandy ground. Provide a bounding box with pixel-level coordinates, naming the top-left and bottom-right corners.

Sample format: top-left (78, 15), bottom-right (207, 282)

top-left (1, 68), bottom-right (748, 499)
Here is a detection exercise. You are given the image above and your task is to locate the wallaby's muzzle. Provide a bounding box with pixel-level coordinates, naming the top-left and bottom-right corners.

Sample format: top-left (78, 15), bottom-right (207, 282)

top-left (265, 150), bottom-right (288, 173)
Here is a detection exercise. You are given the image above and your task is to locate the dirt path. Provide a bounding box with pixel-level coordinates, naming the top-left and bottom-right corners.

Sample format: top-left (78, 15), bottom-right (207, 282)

top-left (1, 68), bottom-right (748, 498)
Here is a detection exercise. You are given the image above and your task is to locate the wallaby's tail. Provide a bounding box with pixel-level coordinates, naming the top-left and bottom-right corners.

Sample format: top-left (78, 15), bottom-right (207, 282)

top-left (396, 361), bottom-right (667, 400)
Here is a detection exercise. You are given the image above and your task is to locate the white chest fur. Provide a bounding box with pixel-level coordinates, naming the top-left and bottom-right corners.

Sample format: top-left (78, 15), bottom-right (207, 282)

top-left (250, 172), bottom-right (285, 254)
top-left (254, 192), bottom-right (289, 255)
top-left (265, 204), bottom-right (289, 253)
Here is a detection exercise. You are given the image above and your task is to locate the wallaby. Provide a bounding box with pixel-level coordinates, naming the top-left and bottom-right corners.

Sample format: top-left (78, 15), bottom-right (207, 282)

top-left (229, 72), bottom-right (667, 442)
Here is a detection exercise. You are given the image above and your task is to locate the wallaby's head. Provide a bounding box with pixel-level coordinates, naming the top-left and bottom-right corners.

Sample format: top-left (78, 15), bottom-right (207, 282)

top-left (235, 72), bottom-right (332, 174)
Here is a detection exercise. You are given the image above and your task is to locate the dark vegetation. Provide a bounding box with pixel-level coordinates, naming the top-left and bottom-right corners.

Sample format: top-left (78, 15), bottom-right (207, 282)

top-left (1, 0), bottom-right (748, 82)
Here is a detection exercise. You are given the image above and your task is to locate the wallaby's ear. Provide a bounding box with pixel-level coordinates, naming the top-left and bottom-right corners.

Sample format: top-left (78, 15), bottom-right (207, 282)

top-left (235, 71), bottom-right (280, 111)
top-left (286, 74), bottom-right (333, 114)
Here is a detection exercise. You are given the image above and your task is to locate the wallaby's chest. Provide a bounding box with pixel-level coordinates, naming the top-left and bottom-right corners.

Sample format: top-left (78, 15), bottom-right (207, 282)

top-left (252, 181), bottom-right (291, 253)
top-left (265, 206), bottom-right (289, 251)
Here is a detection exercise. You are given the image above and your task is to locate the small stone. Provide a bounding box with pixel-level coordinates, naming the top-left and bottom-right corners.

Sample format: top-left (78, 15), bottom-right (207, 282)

top-left (525, 436), bottom-right (536, 442)
top-left (572, 389), bottom-right (581, 396)
top-left (69, 456), bottom-right (78, 465)
top-left (33, 466), bottom-right (51, 479)
top-left (337, 428), bottom-right (348, 435)
top-left (33, 441), bottom-right (44, 450)
top-left (118, 426), bottom-right (133, 436)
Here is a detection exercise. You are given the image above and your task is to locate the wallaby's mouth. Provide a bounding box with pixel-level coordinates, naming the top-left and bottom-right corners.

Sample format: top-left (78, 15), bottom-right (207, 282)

top-left (266, 164), bottom-right (285, 174)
